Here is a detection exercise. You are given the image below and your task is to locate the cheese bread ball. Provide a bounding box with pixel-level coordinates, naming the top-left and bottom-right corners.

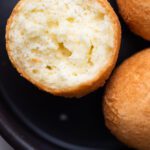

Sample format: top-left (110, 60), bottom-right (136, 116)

top-left (117, 0), bottom-right (150, 41)
top-left (6, 0), bottom-right (121, 97)
top-left (104, 48), bottom-right (150, 150)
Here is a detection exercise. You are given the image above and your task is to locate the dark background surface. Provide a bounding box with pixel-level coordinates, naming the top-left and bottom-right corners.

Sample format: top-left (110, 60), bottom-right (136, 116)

top-left (0, 0), bottom-right (149, 150)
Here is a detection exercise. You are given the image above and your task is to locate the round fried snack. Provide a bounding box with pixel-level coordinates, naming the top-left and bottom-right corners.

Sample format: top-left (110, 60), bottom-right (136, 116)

top-left (117, 0), bottom-right (150, 41)
top-left (104, 48), bottom-right (150, 150)
top-left (6, 0), bottom-right (121, 98)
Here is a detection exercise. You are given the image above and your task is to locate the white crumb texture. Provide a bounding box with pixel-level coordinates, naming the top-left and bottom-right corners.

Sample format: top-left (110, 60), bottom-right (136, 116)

top-left (9, 0), bottom-right (115, 89)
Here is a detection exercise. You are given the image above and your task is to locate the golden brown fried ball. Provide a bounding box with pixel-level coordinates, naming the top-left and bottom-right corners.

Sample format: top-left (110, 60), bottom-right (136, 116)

top-left (117, 0), bottom-right (150, 41)
top-left (103, 48), bottom-right (150, 150)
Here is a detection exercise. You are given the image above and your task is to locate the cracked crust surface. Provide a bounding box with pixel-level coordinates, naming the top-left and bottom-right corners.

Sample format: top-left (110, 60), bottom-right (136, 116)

top-left (117, 0), bottom-right (150, 41)
top-left (104, 48), bottom-right (150, 150)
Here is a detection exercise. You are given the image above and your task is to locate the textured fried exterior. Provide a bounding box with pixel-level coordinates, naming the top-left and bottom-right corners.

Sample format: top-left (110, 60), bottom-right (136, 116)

top-left (104, 48), bottom-right (150, 150)
top-left (117, 0), bottom-right (150, 41)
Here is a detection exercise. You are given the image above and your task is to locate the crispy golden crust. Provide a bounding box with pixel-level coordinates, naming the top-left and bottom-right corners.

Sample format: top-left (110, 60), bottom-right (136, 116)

top-left (117, 0), bottom-right (150, 41)
top-left (6, 0), bottom-right (121, 98)
top-left (103, 48), bottom-right (150, 150)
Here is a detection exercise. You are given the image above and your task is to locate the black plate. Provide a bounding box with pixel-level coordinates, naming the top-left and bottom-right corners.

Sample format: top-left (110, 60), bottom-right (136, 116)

top-left (0, 0), bottom-right (149, 150)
